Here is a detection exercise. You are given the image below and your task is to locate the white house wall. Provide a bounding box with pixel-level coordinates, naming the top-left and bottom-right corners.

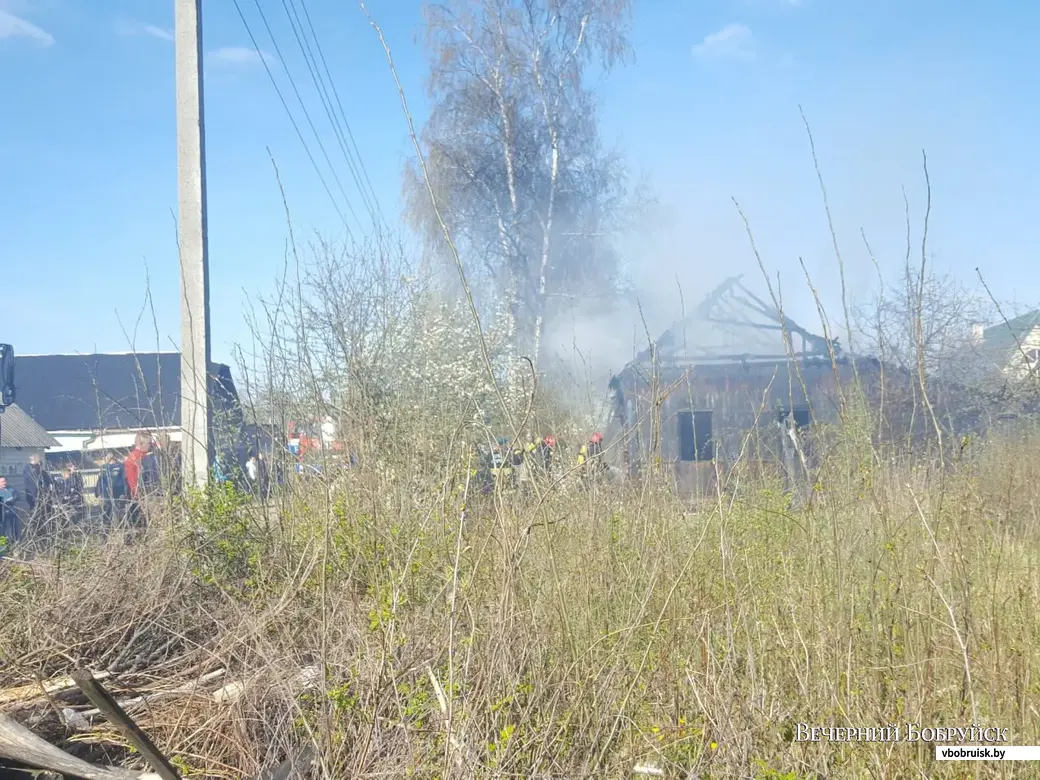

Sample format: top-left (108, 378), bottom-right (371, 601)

top-left (1004, 325), bottom-right (1040, 380)
top-left (48, 434), bottom-right (93, 453)
top-left (44, 427), bottom-right (181, 454)
top-left (85, 429), bottom-right (182, 450)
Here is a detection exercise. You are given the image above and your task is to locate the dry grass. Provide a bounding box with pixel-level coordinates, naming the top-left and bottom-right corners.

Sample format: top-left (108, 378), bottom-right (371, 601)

top-left (4, 96), bottom-right (1036, 776)
top-left (4, 199), bottom-right (1037, 777)
top-left (2, 415), bottom-right (1040, 779)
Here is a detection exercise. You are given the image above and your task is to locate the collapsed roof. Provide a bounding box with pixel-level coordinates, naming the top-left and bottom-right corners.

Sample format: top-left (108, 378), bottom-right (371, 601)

top-left (631, 275), bottom-right (838, 366)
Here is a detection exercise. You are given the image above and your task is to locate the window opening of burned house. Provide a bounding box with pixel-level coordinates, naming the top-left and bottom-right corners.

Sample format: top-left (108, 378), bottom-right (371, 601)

top-left (678, 410), bottom-right (714, 462)
top-left (777, 408), bottom-right (811, 429)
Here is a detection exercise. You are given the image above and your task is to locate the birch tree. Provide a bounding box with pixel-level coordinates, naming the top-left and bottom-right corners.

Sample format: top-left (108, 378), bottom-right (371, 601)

top-left (404, 0), bottom-right (636, 369)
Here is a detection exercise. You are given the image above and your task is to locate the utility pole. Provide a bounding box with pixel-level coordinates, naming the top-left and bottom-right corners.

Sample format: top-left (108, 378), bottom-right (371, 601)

top-left (175, 0), bottom-right (212, 490)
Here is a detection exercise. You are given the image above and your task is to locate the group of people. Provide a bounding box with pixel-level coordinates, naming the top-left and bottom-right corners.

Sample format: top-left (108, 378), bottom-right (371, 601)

top-left (26, 456), bottom-right (87, 518)
top-left (480, 435), bottom-right (552, 491)
top-left (0, 432), bottom-right (179, 551)
top-left (0, 456), bottom-right (88, 546)
top-left (96, 432), bottom-right (182, 530)
top-left (476, 432), bottom-right (606, 492)
top-left (575, 432), bottom-right (605, 470)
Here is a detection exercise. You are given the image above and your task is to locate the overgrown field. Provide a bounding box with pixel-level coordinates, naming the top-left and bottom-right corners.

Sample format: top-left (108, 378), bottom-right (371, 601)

top-left (2, 427), bottom-right (1040, 779)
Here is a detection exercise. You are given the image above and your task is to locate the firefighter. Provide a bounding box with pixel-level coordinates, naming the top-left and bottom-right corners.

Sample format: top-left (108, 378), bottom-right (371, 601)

top-left (489, 437), bottom-right (514, 490)
top-left (536, 434), bottom-right (555, 474)
top-left (474, 443), bottom-right (494, 495)
top-left (526, 437), bottom-right (540, 460)
top-left (510, 441), bottom-right (526, 489)
top-left (577, 433), bottom-right (605, 483)
top-left (588, 432), bottom-right (604, 460)
top-left (525, 436), bottom-right (547, 473)
top-left (520, 436), bottom-right (539, 488)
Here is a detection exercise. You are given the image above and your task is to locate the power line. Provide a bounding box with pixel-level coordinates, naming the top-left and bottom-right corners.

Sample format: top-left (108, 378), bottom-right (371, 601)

top-left (278, 0), bottom-right (378, 236)
top-left (230, 0), bottom-right (355, 239)
top-left (294, 0), bottom-right (388, 232)
top-left (248, 0), bottom-right (366, 235)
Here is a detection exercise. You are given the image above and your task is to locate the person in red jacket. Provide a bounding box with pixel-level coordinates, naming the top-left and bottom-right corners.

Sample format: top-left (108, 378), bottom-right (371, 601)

top-left (123, 432), bottom-right (153, 532)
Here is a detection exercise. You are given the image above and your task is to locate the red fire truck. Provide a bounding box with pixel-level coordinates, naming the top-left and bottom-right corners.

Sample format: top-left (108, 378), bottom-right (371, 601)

top-left (287, 418), bottom-right (348, 472)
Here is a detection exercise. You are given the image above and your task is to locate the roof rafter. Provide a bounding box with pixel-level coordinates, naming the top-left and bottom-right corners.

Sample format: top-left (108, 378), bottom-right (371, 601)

top-left (631, 275), bottom-right (836, 366)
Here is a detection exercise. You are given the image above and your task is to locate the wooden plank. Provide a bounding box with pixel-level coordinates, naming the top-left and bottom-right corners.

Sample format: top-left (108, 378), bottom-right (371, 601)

top-left (0, 714), bottom-right (152, 780)
top-left (73, 668), bottom-right (228, 723)
top-left (0, 670), bottom-right (113, 706)
top-left (71, 670), bottom-right (181, 780)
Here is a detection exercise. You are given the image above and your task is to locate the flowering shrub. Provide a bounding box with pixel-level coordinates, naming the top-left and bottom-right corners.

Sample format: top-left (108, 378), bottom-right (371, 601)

top-left (384, 284), bottom-right (530, 425)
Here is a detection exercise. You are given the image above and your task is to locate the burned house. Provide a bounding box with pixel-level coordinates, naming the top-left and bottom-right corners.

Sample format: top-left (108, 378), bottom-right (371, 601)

top-left (606, 276), bottom-right (883, 495)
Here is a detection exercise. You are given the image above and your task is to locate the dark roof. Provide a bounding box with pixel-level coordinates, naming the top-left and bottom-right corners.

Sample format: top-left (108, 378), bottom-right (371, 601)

top-left (0, 404), bottom-right (60, 449)
top-left (631, 276), bottom-right (837, 366)
top-left (13, 353), bottom-right (241, 432)
top-left (982, 310), bottom-right (1040, 351)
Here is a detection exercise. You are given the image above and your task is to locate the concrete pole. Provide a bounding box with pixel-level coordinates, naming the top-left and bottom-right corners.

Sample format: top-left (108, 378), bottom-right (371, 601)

top-left (175, 0), bottom-right (212, 490)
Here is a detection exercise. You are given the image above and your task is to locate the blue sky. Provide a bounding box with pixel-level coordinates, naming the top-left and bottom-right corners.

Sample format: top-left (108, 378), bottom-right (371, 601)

top-left (1, 0), bottom-right (1037, 369)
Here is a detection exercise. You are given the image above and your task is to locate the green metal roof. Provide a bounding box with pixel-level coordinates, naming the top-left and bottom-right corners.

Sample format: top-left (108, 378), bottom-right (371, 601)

top-left (982, 310), bottom-right (1040, 350)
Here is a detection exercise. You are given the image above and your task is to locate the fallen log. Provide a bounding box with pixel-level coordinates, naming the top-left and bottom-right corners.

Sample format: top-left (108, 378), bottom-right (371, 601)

top-left (0, 713), bottom-right (161, 780)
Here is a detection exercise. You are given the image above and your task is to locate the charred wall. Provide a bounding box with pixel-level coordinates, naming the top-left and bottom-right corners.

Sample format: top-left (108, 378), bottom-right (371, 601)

top-left (608, 357), bottom-right (884, 495)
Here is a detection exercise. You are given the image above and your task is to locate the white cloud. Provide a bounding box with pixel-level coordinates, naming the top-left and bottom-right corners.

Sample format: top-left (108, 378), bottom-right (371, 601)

top-left (692, 23), bottom-right (755, 61)
top-left (115, 19), bottom-right (174, 43)
top-left (208, 46), bottom-right (275, 68)
top-left (0, 9), bottom-right (54, 46)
